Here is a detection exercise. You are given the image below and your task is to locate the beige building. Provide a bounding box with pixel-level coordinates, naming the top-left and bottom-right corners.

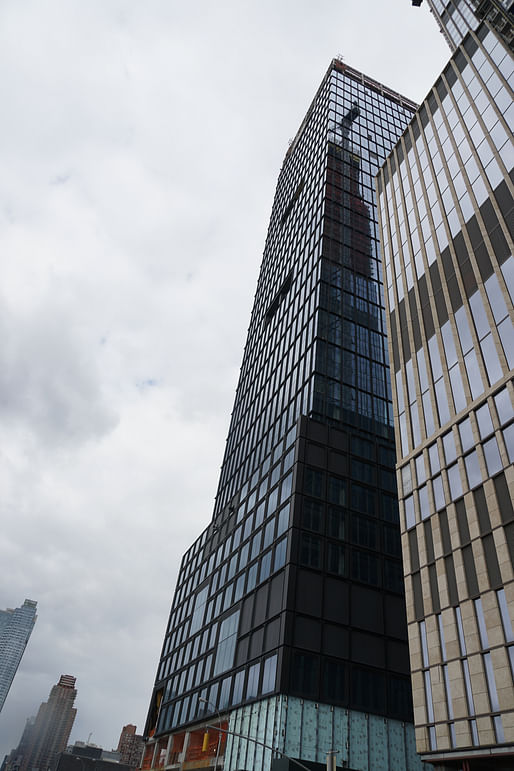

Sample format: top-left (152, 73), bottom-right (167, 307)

top-left (377, 1), bottom-right (513, 768)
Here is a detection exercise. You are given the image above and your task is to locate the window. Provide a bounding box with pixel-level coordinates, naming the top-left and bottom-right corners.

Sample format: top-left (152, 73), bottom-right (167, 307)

top-left (304, 468), bottom-right (324, 497)
top-left (300, 533), bottom-right (321, 569)
top-left (213, 611), bottom-right (240, 676)
top-left (262, 655), bottom-right (278, 694)
top-left (351, 549), bottom-right (379, 585)
top-left (246, 662), bottom-right (260, 699)
top-left (329, 476), bottom-right (346, 505)
top-left (302, 499), bottom-right (323, 532)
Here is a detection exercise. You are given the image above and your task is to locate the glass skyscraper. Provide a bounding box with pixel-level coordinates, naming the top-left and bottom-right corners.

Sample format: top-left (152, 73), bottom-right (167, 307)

top-left (142, 61), bottom-right (425, 771)
top-left (0, 599), bottom-right (37, 714)
top-left (378, 1), bottom-right (513, 767)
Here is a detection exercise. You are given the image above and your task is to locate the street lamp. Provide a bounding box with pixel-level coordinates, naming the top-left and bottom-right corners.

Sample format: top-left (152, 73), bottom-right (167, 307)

top-left (199, 717), bottom-right (313, 771)
top-left (198, 697), bottom-right (223, 770)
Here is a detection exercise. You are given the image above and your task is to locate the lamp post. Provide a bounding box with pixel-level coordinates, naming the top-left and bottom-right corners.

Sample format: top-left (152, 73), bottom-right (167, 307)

top-left (198, 697), bottom-right (222, 770)
top-left (201, 720), bottom-right (314, 771)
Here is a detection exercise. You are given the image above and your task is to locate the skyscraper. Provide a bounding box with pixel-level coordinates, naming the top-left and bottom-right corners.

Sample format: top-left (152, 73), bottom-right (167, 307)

top-left (5, 675), bottom-right (78, 771)
top-left (0, 599), bottom-right (37, 713)
top-left (117, 725), bottom-right (144, 768)
top-left (142, 60), bottom-right (424, 771)
top-left (377, 1), bottom-right (513, 767)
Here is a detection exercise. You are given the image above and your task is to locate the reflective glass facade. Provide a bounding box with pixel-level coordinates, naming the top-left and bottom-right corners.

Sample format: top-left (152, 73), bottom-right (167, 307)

top-left (143, 61), bottom-right (425, 771)
top-left (424, 0), bottom-right (513, 52)
top-left (379, 9), bottom-right (513, 768)
top-left (0, 599), bottom-right (37, 713)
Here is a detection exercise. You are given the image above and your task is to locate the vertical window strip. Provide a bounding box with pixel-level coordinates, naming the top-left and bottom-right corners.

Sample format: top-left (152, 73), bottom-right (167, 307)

top-left (443, 664), bottom-right (454, 720)
top-left (483, 652), bottom-right (500, 712)
top-left (420, 620), bottom-right (430, 667)
top-left (437, 614), bottom-right (447, 661)
top-left (474, 597), bottom-right (489, 649)
top-left (494, 714), bottom-right (506, 743)
top-left (470, 719), bottom-right (479, 746)
top-left (424, 670), bottom-right (435, 723)
top-left (456, 606), bottom-right (467, 655)
top-left (462, 659), bottom-right (475, 716)
top-left (497, 588), bottom-right (514, 643)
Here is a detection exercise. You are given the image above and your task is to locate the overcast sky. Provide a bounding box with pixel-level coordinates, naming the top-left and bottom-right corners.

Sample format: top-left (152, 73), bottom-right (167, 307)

top-left (0, 0), bottom-right (450, 757)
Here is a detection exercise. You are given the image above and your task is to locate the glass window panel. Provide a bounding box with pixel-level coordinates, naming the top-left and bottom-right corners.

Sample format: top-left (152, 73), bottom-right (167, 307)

top-left (411, 401), bottom-right (422, 445)
top-left (449, 364), bottom-right (467, 413)
top-left (480, 334), bottom-right (503, 386)
top-left (438, 614), bottom-right (447, 661)
top-left (476, 403), bottom-right (494, 439)
top-left (246, 662), bottom-right (260, 699)
top-left (419, 485), bottom-right (430, 520)
top-left (433, 475), bottom-right (445, 511)
top-left (501, 255), bottom-right (514, 304)
top-left (448, 464), bottom-right (463, 500)
top-left (232, 670), bottom-right (245, 705)
top-left (465, 451), bottom-right (482, 489)
top-left (422, 390), bottom-right (435, 436)
top-left (456, 607), bottom-right (467, 656)
top-left (420, 621), bottom-right (429, 668)
top-left (429, 443), bottom-right (440, 475)
top-left (399, 411), bottom-right (409, 457)
top-left (503, 425), bottom-right (514, 464)
top-left (417, 349), bottom-right (429, 393)
top-left (464, 349), bottom-right (484, 399)
top-left (470, 719), bottom-right (479, 746)
top-left (402, 464), bottom-right (413, 496)
top-left (475, 598), bottom-right (489, 648)
top-left (424, 670), bottom-right (435, 723)
top-left (483, 437), bottom-right (502, 476)
top-left (485, 274), bottom-right (509, 324)
top-left (405, 495), bottom-right (415, 530)
top-left (443, 431), bottom-right (457, 464)
top-left (396, 370), bottom-right (405, 412)
top-left (262, 654), bottom-right (277, 694)
top-left (435, 378), bottom-right (450, 425)
top-left (442, 321), bottom-right (458, 368)
top-left (494, 715), bottom-right (505, 743)
top-left (428, 335), bottom-right (443, 381)
top-left (497, 589), bottom-right (514, 643)
top-left (469, 291), bottom-right (490, 340)
top-left (444, 665), bottom-right (454, 720)
top-left (416, 453), bottom-right (427, 485)
top-left (494, 388), bottom-right (512, 426)
top-left (498, 317), bottom-right (514, 370)
top-left (483, 652), bottom-right (500, 711)
top-left (327, 542), bottom-right (345, 576)
top-left (406, 359), bottom-right (416, 404)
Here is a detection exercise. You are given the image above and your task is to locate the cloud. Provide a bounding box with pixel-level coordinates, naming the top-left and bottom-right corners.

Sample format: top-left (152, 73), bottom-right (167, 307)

top-left (0, 297), bottom-right (118, 447)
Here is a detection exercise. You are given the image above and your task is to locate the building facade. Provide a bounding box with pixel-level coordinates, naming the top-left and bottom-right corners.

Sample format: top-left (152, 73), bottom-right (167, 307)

top-left (377, 2), bottom-right (513, 768)
top-left (4, 675), bottom-right (78, 771)
top-left (117, 725), bottom-right (144, 768)
top-left (143, 61), bottom-right (425, 771)
top-left (0, 599), bottom-right (37, 713)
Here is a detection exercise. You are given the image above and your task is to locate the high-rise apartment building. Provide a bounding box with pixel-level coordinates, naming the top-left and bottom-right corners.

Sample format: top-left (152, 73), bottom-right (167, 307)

top-left (142, 61), bottom-right (424, 771)
top-left (0, 599), bottom-right (37, 713)
top-left (4, 675), bottom-right (78, 771)
top-left (377, 1), bottom-right (513, 768)
top-left (117, 724), bottom-right (144, 768)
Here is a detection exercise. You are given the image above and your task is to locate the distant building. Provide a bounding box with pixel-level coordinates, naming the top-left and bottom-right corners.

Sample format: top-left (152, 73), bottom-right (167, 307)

top-left (55, 743), bottom-right (133, 771)
top-left (116, 726), bottom-right (143, 769)
top-left (5, 675), bottom-right (77, 771)
top-left (0, 599), bottom-right (37, 713)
